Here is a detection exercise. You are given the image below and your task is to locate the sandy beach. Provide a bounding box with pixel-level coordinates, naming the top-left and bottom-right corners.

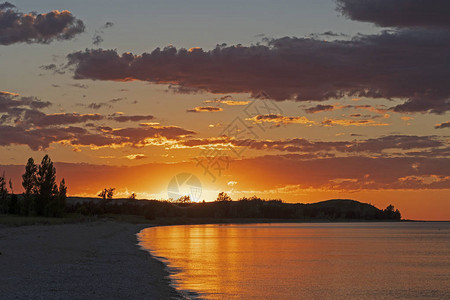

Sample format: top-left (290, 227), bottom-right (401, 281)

top-left (0, 221), bottom-right (183, 300)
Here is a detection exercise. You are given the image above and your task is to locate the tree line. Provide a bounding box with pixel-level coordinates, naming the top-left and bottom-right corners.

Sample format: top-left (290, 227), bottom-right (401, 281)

top-left (67, 193), bottom-right (402, 221)
top-left (0, 155), bottom-right (67, 217)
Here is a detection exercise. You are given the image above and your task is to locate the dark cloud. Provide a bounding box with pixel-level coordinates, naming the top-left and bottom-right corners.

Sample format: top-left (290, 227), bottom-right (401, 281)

top-left (336, 0), bottom-right (450, 29)
top-left (92, 21), bottom-right (114, 46)
top-left (1, 91), bottom-right (194, 150)
top-left (80, 97), bottom-right (126, 110)
top-left (180, 135), bottom-right (446, 158)
top-left (0, 3), bottom-right (85, 45)
top-left (70, 125), bottom-right (195, 148)
top-left (110, 125), bottom-right (194, 141)
top-left (87, 102), bottom-right (111, 110)
top-left (0, 91), bottom-right (51, 123)
top-left (246, 114), bottom-right (314, 126)
top-left (66, 27), bottom-right (450, 114)
top-left (0, 125), bottom-right (87, 150)
top-left (23, 111), bottom-right (103, 126)
top-left (186, 106), bottom-right (223, 113)
top-left (167, 84), bottom-right (201, 95)
top-left (0, 2), bottom-right (14, 10)
top-left (305, 104), bottom-right (334, 113)
top-left (0, 121), bottom-right (194, 150)
top-left (435, 121), bottom-right (450, 129)
top-left (109, 114), bottom-right (155, 122)
top-left (92, 34), bottom-right (103, 46)
top-left (0, 91), bottom-right (51, 111)
top-left (40, 63), bottom-right (56, 70)
top-left (40, 63), bottom-right (65, 75)
top-left (308, 31), bottom-right (348, 39)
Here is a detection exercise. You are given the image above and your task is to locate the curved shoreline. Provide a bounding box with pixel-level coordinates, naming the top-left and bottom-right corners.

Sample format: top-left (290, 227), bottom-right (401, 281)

top-left (0, 221), bottom-right (183, 299)
top-left (137, 227), bottom-right (203, 300)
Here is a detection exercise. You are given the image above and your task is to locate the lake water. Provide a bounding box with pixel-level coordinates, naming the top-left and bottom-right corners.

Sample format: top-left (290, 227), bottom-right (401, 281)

top-left (138, 223), bottom-right (450, 299)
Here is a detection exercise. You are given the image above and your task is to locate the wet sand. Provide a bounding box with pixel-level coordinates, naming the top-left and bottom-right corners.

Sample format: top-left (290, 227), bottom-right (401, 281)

top-left (0, 221), bottom-right (183, 299)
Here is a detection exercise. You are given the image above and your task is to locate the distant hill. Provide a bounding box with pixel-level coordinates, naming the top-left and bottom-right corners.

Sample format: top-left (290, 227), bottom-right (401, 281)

top-left (66, 197), bottom-right (401, 221)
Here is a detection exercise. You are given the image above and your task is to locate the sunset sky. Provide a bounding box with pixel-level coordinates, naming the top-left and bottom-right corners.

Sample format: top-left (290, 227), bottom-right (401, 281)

top-left (1, 0), bottom-right (449, 220)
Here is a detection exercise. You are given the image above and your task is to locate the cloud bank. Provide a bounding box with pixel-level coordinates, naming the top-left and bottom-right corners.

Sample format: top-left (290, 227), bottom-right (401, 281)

top-left (336, 0), bottom-right (450, 29)
top-left (0, 91), bottom-right (194, 150)
top-left (0, 2), bottom-right (85, 45)
top-left (65, 0), bottom-right (450, 114)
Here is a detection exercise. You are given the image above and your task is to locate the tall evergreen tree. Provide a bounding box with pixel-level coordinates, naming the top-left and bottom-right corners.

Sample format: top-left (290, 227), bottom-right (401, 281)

top-left (0, 172), bottom-right (7, 213)
top-left (8, 179), bottom-right (18, 214)
top-left (36, 155), bottom-right (58, 216)
top-left (57, 179), bottom-right (67, 217)
top-left (22, 158), bottom-right (37, 215)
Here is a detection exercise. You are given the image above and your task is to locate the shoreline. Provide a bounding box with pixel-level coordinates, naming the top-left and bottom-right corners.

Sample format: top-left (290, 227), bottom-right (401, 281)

top-left (136, 231), bottom-right (203, 300)
top-left (0, 221), bottom-right (184, 299)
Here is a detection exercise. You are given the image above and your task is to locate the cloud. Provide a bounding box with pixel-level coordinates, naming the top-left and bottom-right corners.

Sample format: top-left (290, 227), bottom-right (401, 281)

top-left (246, 114), bottom-right (315, 126)
top-left (0, 91), bottom-right (51, 111)
top-left (23, 111), bottom-right (103, 126)
top-left (304, 104), bottom-right (335, 113)
top-left (186, 106), bottom-right (223, 113)
top-left (0, 91), bottom-right (51, 123)
top-left (66, 33), bottom-right (450, 114)
top-left (66, 0), bottom-right (450, 115)
top-left (125, 154), bottom-right (147, 160)
top-left (321, 118), bottom-right (389, 127)
top-left (167, 84), bottom-right (201, 94)
top-left (109, 125), bottom-right (194, 141)
top-left (0, 91), bottom-right (194, 150)
top-left (0, 125), bottom-right (87, 150)
top-left (204, 95), bottom-right (250, 106)
top-left (86, 102), bottom-right (112, 110)
top-left (109, 114), bottom-right (155, 122)
top-left (0, 122), bottom-right (195, 150)
top-left (336, 0), bottom-right (450, 29)
top-left (435, 121), bottom-right (450, 129)
top-left (308, 31), bottom-right (348, 39)
top-left (39, 63), bottom-right (65, 75)
top-left (92, 21), bottom-right (114, 46)
top-left (180, 135), bottom-right (446, 158)
top-left (0, 3), bottom-right (85, 45)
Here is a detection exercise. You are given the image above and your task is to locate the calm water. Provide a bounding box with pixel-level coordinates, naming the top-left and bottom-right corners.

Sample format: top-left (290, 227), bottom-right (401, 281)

top-left (138, 223), bottom-right (450, 299)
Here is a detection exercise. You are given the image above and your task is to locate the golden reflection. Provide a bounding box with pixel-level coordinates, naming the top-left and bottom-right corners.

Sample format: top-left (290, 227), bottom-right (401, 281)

top-left (139, 223), bottom-right (450, 299)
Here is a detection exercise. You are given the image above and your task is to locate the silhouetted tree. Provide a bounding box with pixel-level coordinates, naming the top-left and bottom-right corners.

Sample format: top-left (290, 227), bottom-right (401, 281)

top-left (98, 187), bottom-right (115, 200)
top-left (175, 195), bottom-right (191, 204)
top-left (56, 179), bottom-right (67, 217)
top-left (216, 192), bottom-right (232, 202)
top-left (128, 193), bottom-right (137, 200)
top-left (21, 158), bottom-right (37, 215)
top-left (383, 204), bottom-right (401, 220)
top-left (0, 172), bottom-right (7, 213)
top-left (98, 189), bottom-right (107, 200)
top-left (8, 179), bottom-right (19, 215)
top-left (36, 155), bottom-right (58, 216)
